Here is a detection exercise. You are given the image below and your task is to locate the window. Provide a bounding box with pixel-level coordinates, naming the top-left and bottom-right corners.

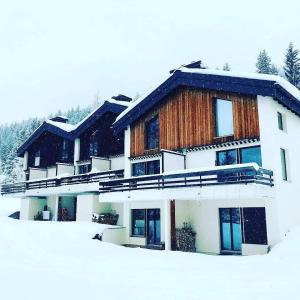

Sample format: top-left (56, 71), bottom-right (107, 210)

top-left (61, 139), bottom-right (69, 161)
top-left (78, 164), bottom-right (91, 174)
top-left (34, 150), bottom-right (41, 167)
top-left (89, 130), bottom-right (99, 157)
top-left (242, 207), bottom-right (268, 245)
top-left (216, 149), bottom-right (238, 166)
top-left (277, 112), bottom-right (284, 131)
top-left (132, 162), bottom-right (146, 177)
top-left (280, 148), bottom-right (288, 181)
top-left (240, 146), bottom-right (262, 166)
top-left (132, 160), bottom-right (160, 176)
top-left (216, 146), bottom-right (262, 167)
top-left (214, 99), bottom-right (234, 137)
top-left (131, 209), bottom-right (145, 236)
top-left (145, 115), bottom-right (159, 150)
top-left (219, 207), bottom-right (268, 251)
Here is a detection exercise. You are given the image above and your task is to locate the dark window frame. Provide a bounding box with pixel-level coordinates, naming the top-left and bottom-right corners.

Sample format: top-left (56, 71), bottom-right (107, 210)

top-left (89, 130), bottom-right (100, 157)
top-left (61, 139), bottom-right (70, 162)
top-left (277, 112), bottom-right (284, 131)
top-left (132, 160), bottom-right (160, 177)
top-left (145, 115), bottom-right (159, 150)
top-left (280, 148), bottom-right (288, 181)
top-left (214, 98), bottom-right (234, 138)
top-left (131, 209), bottom-right (146, 237)
top-left (34, 150), bottom-right (41, 167)
top-left (216, 146), bottom-right (262, 167)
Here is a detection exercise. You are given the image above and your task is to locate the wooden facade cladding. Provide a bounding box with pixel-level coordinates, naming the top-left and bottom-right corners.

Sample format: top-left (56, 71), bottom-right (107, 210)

top-left (130, 87), bottom-right (260, 157)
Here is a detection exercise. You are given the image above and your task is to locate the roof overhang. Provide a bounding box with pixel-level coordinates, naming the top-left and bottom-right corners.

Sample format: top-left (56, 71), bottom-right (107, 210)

top-left (113, 70), bottom-right (300, 133)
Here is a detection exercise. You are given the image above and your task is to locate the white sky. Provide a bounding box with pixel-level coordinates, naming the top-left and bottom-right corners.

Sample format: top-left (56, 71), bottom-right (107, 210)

top-left (0, 0), bottom-right (299, 125)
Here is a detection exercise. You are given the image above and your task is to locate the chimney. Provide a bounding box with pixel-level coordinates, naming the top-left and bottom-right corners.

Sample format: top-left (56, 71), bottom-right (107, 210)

top-left (112, 94), bottom-right (132, 102)
top-left (50, 116), bottom-right (68, 123)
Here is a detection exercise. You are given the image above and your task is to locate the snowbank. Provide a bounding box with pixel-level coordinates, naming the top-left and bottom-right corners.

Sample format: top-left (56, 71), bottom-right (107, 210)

top-left (0, 197), bottom-right (299, 300)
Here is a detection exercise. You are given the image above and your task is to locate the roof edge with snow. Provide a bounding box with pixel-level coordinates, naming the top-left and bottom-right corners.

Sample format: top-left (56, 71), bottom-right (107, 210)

top-left (113, 68), bottom-right (300, 133)
top-left (17, 100), bottom-right (129, 157)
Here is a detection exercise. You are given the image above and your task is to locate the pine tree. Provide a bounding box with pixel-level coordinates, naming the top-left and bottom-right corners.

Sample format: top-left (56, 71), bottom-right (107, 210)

top-left (222, 63), bottom-right (231, 71)
top-left (256, 50), bottom-right (272, 74)
top-left (284, 42), bottom-right (300, 87)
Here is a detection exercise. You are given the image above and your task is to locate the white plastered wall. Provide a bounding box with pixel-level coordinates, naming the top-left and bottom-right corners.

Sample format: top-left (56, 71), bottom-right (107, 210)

top-left (258, 95), bottom-right (300, 239)
top-left (175, 198), bottom-right (276, 255)
top-left (110, 155), bottom-right (125, 170)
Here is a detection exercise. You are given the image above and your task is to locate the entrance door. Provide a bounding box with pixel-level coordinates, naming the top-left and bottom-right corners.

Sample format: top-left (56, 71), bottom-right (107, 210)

top-left (219, 208), bottom-right (242, 253)
top-left (147, 209), bottom-right (161, 245)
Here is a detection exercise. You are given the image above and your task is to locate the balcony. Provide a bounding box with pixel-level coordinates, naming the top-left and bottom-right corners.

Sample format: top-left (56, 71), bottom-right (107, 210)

top-left (99, 164), bottom-right (274, 202)
top-left (1, 169), bottom-right (124, 196)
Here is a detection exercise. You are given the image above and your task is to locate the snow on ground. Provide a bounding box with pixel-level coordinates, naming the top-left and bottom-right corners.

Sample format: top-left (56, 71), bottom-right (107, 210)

top-left (0, 196), bottom-right (299, 300)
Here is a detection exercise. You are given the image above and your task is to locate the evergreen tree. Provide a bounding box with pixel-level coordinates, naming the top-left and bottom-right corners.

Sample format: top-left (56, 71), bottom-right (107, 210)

top-left (256, 50), bottom-right (271, 74)
top-left (284, 42), bottom-right (300, 87)
top-left (256, 49), bottom-right (279, 75)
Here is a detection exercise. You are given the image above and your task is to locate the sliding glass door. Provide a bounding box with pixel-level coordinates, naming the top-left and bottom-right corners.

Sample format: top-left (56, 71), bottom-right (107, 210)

top-left (147, 209), bottom-right (161, 245)
top-left (219, 208), bottom-right (242, 252)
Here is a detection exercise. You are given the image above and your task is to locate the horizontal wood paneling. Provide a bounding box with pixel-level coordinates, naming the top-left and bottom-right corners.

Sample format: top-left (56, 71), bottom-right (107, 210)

top-left (130, 87), bottom-right (260, 157)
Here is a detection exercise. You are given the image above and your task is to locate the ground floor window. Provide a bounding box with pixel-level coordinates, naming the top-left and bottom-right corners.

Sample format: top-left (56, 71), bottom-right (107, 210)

top-left (242, 207), bottom-right (267, 245)
top-left (131, 208), bottom-right (161, 245)
top-left (219, 207), bottom-right (267, 252)
top-left (131, 209), bottom-right (146, 236)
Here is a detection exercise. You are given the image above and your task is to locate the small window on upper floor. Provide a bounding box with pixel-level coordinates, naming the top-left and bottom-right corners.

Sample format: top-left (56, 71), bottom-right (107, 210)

top-left (214, 98), bottom-right (234, 137)
top-left (89, 130), bottom-right (99, 157)
top-left (132, 160), bottom-right (160, 177)
top-left (277, 112), bottom-right (287, 132)
top-left (280, 148), bottom-right (289, 181)
top-left (61, 139), bottom-right (69, 161)
top-left (34, 150), bottom-right (41, 167)
top-left (145, 115), bottom-right (159, 150)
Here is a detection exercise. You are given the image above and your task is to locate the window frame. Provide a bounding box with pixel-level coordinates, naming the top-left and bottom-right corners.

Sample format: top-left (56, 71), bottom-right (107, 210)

top-left (216, 146), bottom-right (262, 167)
top-left (34, 150), bottom-right (41, 167)
top-left (144, 115), bottom-right (159, 150)
top-left (214, 98), bottom-right (234, 138)
top-left (131, 209), bottom-right (146, 237)
top-left (277, 111), bottom-right (287, 132)
top-left (280, 148), bottom-right (288, 181)
top-left (132, 160), bottom-right (160, 177)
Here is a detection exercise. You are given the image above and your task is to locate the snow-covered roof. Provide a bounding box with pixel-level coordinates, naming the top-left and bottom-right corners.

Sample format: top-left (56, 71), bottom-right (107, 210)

top-left (179, 67), bottom-right (300, 101)
top-left (113, 68), bottom-right (300, 133)
top-left (45, 120), bottom-right (76, 132)
top-left (17, 99), bottom-right (129, 156)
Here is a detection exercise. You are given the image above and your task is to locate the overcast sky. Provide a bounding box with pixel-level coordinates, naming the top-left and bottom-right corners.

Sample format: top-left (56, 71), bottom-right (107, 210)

top-left (0, 0), bottom-right (299, 125)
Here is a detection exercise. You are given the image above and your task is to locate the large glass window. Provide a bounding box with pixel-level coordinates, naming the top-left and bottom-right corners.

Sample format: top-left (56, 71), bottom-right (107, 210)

top-left (280, 148), bottom-right (288, 181)
top-left (216, 146), bottom-right (262, 167)
top-left (145, 115), bottom-right (159, 150)
top-left (131, 209), bottom-right (145, 236)
top-left (215, 99), bottom-right (234, 137)
top-left (34, 150), bottom-right (41, 167)
top-left (242, 207), bottom-right (268, 245)
top-left (240, 146), bottom-right (262, 166)
top-left (132, 160), bottom-right (160, 176)
top-left (216, 149), bottom-right (238, 166)
top-left (132, 162), bottom-right (146, 177)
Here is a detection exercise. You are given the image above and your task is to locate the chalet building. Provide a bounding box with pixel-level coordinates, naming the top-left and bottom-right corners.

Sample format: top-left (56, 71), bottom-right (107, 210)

top-left (2, 64), bottom-right (300, 256)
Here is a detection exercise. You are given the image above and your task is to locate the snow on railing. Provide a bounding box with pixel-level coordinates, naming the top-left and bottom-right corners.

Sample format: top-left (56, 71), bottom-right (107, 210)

top-left (99, 164), bottom-right (274, 193)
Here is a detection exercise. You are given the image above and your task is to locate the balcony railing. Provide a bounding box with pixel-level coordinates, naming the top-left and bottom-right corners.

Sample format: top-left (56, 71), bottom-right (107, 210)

top-left (1, 169), bottom-right (124, 195)
top-left (99, 164), bottom-right (274, 193)
top-left (0, 182), bottom-right (26, 194)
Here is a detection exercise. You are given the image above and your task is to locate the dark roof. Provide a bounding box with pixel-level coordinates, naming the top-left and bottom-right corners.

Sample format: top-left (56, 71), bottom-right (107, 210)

top-left (113, 69), bottom-right (300, 133)
top-left (17, 122), bottom-right (73, 156)
top-left (72, 101), bottom-right (128, 137)
top-left (17, 100), bottom-right (128, 157)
